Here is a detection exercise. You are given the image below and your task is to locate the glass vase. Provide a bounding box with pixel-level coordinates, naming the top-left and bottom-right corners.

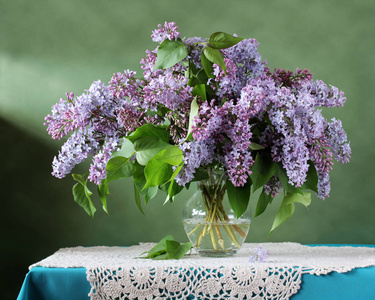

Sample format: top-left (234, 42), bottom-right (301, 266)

top-left (182, 169), bottom-right (251, 257)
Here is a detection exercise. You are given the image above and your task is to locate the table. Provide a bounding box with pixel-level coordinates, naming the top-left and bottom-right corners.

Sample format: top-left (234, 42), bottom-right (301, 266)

top-left (17, 244), bottom-right (375, 300)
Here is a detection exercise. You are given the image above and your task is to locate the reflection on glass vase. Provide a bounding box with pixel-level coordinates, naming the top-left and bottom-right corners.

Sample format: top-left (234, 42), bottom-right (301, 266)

top-left (182, 169), bottom-right (251, 257)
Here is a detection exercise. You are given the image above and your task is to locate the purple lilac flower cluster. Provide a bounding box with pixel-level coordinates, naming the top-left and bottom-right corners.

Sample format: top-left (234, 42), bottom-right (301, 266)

top-left (249, 246), bottom-right (269, 263)
top-left (45, 22), bottom-right (350, 201)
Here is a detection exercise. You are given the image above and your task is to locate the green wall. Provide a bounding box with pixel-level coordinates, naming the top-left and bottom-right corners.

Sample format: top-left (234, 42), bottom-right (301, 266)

top-left (1, 0), bottom-right (374, 298)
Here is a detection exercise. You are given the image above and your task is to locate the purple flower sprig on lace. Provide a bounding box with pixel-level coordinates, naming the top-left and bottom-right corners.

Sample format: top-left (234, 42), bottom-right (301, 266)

top-left (249, 246), bottom-right (269, 263)
top-left (45, 21), bottom-right (351, 235)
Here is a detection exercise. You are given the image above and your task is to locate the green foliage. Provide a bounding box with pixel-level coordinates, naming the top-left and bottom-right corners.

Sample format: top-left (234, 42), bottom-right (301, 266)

top-left (200, 51), bottom-right (215, 78)
top-left (191, 168), bottom-right (210, 181)
top-left (203, 46), bottom-right (226, 72)
top-left (250, 153), bottom-right (277, 192)
top-left (166, 240), bottom-right (193, 259)
top-left (254, 188), bottom-right (273, 217)
top-left (301, 162), bottom-right (318, 193)
top-left (269, 191), bottom-right (311, 235)
top-left (127, 124), bottom-right (170, 143)
top-left (209, 32), bottom-right (244, 49)
top-left (133, 183), bottom-right (145, 215)
top-left (105, 156), bottom-right (134, 182)
top-left (167, 179), bottom-right (184, 199)
top-left (186, 97), bottom-right (199, 139)
top-left (139, 235), bottom-right (192, 260)
top-left (226, 178), bottom-right (251, 218)
top-left (143, 146), bottom-right (183, 189)
top-left (192, 84), bottom-right (207, 100)
top-left (153, 39), bottom-right (188, 70)
top-left (134, 137), bottom-right (171, 166)
top-left (115, 138), bottom-right (135, 158)
top-left (97, 183), bottom-right (109, 214)
top-left (249, 142), bottom-right (265, 150)
top-left (187, 61), bottom-right (209, 86)
top-left (143, 159), bottom-right (173, 189)
top-left (72, 174), bottom-right (96, 217)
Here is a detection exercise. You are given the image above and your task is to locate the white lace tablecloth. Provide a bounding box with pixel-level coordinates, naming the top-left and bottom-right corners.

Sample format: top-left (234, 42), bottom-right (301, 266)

top-left (29, 243), bottom-right (375, 300)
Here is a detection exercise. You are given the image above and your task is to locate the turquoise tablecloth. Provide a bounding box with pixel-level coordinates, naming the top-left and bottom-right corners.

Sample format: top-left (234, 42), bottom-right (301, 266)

top-left (17, 245), bottom-right (375, 300)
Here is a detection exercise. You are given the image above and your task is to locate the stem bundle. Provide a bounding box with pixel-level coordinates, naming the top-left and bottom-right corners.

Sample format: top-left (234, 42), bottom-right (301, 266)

top-left (187, 169), bottom-right (247, 252)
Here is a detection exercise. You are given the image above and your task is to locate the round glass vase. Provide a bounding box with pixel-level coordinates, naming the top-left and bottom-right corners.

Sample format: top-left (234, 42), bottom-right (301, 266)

top-left (182, 170), bottom-right (251, 257)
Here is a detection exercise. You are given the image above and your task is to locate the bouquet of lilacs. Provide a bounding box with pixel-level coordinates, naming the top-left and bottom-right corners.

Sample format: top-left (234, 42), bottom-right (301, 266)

top-left (45, 22), bottom-right (350, 233)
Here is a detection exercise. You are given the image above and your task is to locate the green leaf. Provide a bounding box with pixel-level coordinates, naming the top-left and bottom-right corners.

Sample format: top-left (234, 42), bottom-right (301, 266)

top-left (249, 142), bottom-right (265, 150)
top-left (144, 235), bottom-right (174, 258)
top-left (191, 168), bottom-right (209, 181)
top-left (133, 183), bottom-right (145, 214)
top-left (133, 161), bottom-right (146, 187)
top-left (98, 183), bottom-right (109, 214)
top-left (114, 138), bottom-right (135, 158)
top-left (301, 162), bottom-right (318, 193)
top-left (186, 97), bottom-right (199, 140)
top-left (166, 240), bottom-right (193, 259)
top-left (276, 163), bottom-right (303, 194)
top-left (187, 62), bottom-right (208, 86)
top-left (143, 160), bottom-right (173, 190)
top-left (153, 39), bottom-right (188, 70)
top-left (285, 191), bottom-right (311, 207)
top-left (192, 84), bottom-right (207, 100)
top-left (209, 32), bottom-right (245, 49)
top-left (201, 51), bottom-right (215, 78)
top-left (226, 179), bottom-right (251, 218)
top-left (72, 176), bottom-right (96, 217)
top-left (269, 191), bottom-right (311, 235)
top-left (72, 173), bottom-right (86, 186)
top-left (269, 195), bottom-right (294, 235)
top-left (250, 153), bottom-right (277, 192)
top-left (133, 162), bottom-right (158, 204)
top-left (168, 179), bottom-right (184, 199)
top-left (127, 124), bottom-right (170, 143)
top-left (152, 146), bottom-right (183, 166)
top-left (133, 137), bottom-right (171, 166)
top-left (169, 163), bottom-right (183, 182)
top-left (203, 46), bottom-right (226, 71)
top-left (144, 186), bottom-right (158, 204)
top-left (105, 156), bottom-right (134, 182)
top-left (142, 146), bottom-right (184, 191)
top-left (152, 253), bottom-right (170, 260)
top-left (254, 188), bottom-right (273, 217)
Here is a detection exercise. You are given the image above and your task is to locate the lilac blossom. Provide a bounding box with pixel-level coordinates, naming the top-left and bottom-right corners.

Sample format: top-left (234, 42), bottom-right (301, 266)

top-left (223, 38), bottom-right (265, 87)
top-left (212, 58), bottom-right (238, 99)
top-left (249, 246), bottom-right (269, 263)
top-left (303, 80), bottom-right (347, 108)
top-left (45, 22), bottom-right (351, 202)
top-left (327, 118), bottom-right (351, 164)
top-left (52, 128), bottom-right (98, 179)
top-left (142, 72), bottom-right (193, 111)
top-left (264, 176), bottom-right (283, 198)
top-left (175, 139), bottom-right (215, 186)
top-left (269, 68), bottom-right (313, 89)
top-left (109, 70), bottom-right (143, 102)
top-left (151, 21), bottom-right (180, 43)
top-left (223, 119), bottom-right (254, 186)
top-left (88, 137), bottom-right (121, 185)
top-left (117, 104), bottom-right (144, 132)
top-left (140, 49), bottom-right (160, 80)
top-left (44, 92), bottom-right (76, 140)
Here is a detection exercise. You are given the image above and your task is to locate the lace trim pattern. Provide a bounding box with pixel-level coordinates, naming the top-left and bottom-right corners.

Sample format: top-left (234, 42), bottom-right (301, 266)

top-left (29, 243), bottom-right (375, 300)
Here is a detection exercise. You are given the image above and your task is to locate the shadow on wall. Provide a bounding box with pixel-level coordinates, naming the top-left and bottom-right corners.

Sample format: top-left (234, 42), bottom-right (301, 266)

top-left (0, 117), bottom-right (86, 299)
top-left (0, 116), bottom-right (189, 299)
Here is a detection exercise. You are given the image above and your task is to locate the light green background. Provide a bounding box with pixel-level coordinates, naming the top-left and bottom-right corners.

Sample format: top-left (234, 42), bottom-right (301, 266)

top-left (1, 0), bottom-right (374, 298)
